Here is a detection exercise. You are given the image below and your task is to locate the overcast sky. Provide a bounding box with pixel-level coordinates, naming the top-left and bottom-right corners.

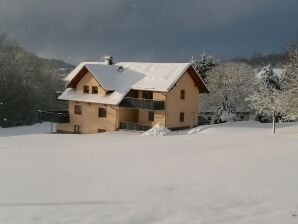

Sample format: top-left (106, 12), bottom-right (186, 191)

top-left (0, 0), bottom-right (297, 64)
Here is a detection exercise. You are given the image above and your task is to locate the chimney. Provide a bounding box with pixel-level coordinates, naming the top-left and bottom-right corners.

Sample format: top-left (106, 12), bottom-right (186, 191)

top-left (104, 56), bottom-right (113, 65)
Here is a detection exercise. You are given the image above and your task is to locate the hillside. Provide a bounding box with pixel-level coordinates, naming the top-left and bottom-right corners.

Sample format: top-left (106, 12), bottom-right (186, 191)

top-left (0, 33), bottom-right (73, 127)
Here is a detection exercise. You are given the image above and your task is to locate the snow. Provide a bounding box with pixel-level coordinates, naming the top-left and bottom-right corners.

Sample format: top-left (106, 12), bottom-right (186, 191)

top-left (0, 122), bottom-right (53, 137)
top-left (0, 121), bottom-right (298, 224)
top-left (256, 68), bottom-right (285, 79)
top-left (142, 123), bottom-right (171, 136)
top-left (220, 111), bottom-right (236, 122)
top-left (58, 88), bottom-right (128, 105)
top-left (61, 62), bottom-right (207, 105)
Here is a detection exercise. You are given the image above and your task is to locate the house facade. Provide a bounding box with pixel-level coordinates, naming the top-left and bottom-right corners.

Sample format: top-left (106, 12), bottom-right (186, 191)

top-left (40, 57), bottom-right (209, 134)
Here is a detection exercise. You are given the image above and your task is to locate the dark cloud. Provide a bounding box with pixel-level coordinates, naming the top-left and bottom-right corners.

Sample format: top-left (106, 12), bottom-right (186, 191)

top-left (0, 0), bottom-right (297, 64)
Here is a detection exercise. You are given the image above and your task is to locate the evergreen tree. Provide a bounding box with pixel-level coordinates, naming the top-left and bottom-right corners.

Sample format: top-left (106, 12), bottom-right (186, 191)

top-left (192, 54), bottom-right (217, 80)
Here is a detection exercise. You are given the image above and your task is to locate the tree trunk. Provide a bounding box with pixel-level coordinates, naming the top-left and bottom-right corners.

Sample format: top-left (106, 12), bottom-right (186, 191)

top-left (272, 111), bottom-right (276, 134)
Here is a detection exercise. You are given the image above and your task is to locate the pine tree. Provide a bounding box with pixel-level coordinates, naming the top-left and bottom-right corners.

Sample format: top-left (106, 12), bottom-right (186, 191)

top-left (192, 54), bottom-right (217, 80)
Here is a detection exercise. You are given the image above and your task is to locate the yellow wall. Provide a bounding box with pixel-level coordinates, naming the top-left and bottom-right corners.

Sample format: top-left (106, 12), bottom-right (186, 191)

top-left (165, 71), bottom-right (199, 129)
top-left (57, 101), bottom-right (119, 134)
top-left (76, 72), bottom-right (106, 96)
top-left (119, 107), bottom-right (138, 123)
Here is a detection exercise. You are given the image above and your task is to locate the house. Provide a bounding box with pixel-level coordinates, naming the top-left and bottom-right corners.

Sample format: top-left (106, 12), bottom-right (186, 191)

top-left (39, 57), bottom-right (209, 134)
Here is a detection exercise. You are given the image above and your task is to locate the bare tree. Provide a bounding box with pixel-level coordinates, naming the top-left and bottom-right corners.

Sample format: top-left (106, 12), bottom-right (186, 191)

top-left (247, 65), bottom-right (282, 134)
top-left (201, 62), bottom-right (255, 123)
top-left (280, 41), bottom-right (298, 120)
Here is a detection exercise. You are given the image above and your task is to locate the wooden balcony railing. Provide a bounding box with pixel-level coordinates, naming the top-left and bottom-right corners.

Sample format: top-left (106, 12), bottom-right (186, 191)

top-left (119, 97), bottom-right (165, 110)
top-left (119, 121), bottom-right (152, 132)
top-left (38, 110), bottom-right (70, 123)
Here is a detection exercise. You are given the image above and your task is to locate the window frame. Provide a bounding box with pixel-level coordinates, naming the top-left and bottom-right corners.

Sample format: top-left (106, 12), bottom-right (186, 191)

top-left (92, 86), bottom-right (98, 94)
top-left (83, 85), bottom-right (89, 94)
top-left (142, 91), bottom-right (153, 99)
top-left (180, 90), bottom-right (185, 100)
top-left (179, 112), bottom-right (185, 122)
top-left (98, 108), bottom-right (107, 118)
top-left (74, 105), bottom-right (82, 115)
top-left (148, 111), bottom-right (154, 122)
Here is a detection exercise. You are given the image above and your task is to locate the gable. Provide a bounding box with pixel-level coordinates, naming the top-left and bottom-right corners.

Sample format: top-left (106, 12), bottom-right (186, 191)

top-left (186, 66), bottom-right (209, 93)
top-left (168, 66), bottom-right (209, 93)
top-left (76, 72), bottom-right (106, 96)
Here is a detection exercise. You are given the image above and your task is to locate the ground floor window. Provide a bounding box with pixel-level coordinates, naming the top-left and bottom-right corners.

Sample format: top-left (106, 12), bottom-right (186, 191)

top-left (98, 108), bottom-right (107, 118)
top-left (74, 125), bottom-right (81, 134)
top-left (74, 105), bottom-right (82, 115)
top-left (179, 112), bottom-right (185, 122)
top-left (148, 111), bottom-right (154, 122)
top-left (98, 129), bottom-right (106, 133)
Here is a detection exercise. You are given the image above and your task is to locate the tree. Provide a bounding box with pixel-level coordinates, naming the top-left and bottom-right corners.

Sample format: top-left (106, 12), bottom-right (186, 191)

top-left (0, 31), bottom-right (67, 127)
top-left (201, 62), bottom-right (255, 123)
top-left (192, 54), bottom-right (217, 80)
top-left (279, 41), bottom-right (298, 120)
top-left (247, 64), bottom-right (282, 134)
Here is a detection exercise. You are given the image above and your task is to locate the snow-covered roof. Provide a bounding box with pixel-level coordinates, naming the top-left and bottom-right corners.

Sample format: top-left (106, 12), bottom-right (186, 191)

top-left (59, 62), bottom-right (208, 105)
top-left (58, 88), bottom-right (126, 105)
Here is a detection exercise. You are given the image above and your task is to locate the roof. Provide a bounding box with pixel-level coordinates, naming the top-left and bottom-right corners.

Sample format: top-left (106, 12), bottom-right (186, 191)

top-left (59, 62), bottom-right (209, 105)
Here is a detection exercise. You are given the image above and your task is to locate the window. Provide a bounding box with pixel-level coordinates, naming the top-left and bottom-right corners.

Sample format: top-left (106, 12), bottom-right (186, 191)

top-left (74, 105), bottom-right (82, 115)
top-left (92, 86), bottom-right (98, 94)
top-left (83, 85), bottom-right (89, 93)
top-left (148, 111), bottom-right (154, 122)
top-left (98, 108), bottom-right (107, 118)
top-left (179, 112), bottom-right (185, 122)
top-left (180, 90), bottom-right (185, 100)
top-left (74, 125), bottom-right (81, 134)
top-left (143, 91), bottom-right (153, 99)
top-left (98, 129), bottom-right (106, 133)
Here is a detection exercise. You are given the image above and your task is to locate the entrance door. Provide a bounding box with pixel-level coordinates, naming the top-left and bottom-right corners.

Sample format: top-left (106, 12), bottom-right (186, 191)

top-left (74, 125), bottom-right (81, 134)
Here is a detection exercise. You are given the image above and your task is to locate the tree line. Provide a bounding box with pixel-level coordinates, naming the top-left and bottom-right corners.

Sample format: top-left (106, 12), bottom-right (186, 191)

top-left (0, 33), bottom-right (70, 127)
top-left (192, 42), bottom-right (298, 133)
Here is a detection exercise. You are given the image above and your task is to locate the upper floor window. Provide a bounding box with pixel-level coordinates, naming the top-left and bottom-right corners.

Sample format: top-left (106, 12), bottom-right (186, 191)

top-left (180, 90), bottom-right (185, 100)
top-left (92, 86), bottom-right (98, 94)
top-left (148, 111), bottom-right (154, 122)
top-left (83, 85), bottom-right (89, 93)
top-left (143, 91), bottom-right (153, 99)
top-left (98, 108), bottom-right (107, 118)
top-left (74, 105), bottom-right (82, 115)
top-left (179, 112), bottom-right (185, 122)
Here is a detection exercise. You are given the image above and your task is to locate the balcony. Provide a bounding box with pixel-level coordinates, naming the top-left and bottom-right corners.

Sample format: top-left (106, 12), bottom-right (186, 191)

top-left (119, 97), bottom-right (165, 110)
top-left (119, 122), bottom-right (152, 132)
top-left (38, 110), bottom-right (70, 123)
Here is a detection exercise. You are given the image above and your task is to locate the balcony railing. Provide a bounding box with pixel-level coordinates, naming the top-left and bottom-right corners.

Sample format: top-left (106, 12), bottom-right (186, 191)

top-left (38, 110), bottom-right (70, 123)
top-left (119, 97), bottom-right (165, 110)
top-left (119, 121), bottom-right (152, 132)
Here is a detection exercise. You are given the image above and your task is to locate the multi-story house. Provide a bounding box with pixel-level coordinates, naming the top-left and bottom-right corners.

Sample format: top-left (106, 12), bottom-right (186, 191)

top-left (39, 57), bottom-right (209, 134)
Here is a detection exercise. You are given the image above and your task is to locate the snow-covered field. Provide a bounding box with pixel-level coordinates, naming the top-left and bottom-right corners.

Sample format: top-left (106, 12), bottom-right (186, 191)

top-left (0, 122), bottom-right (298, 224)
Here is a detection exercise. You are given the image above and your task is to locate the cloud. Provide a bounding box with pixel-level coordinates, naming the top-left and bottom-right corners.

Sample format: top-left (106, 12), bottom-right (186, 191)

top-left (0, 0), bottom-right (297, 64)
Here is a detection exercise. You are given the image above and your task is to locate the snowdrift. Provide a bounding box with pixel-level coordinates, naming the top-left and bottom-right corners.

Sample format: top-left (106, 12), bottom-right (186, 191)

top-left (142, 123), bottom-right (171, 136)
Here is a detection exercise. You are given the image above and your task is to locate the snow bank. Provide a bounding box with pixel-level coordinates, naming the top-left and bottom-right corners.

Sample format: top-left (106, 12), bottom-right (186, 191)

top-left (142, 123), bottom-right (171, 136)
top-left (187, 126), bottom-right (202, 134)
